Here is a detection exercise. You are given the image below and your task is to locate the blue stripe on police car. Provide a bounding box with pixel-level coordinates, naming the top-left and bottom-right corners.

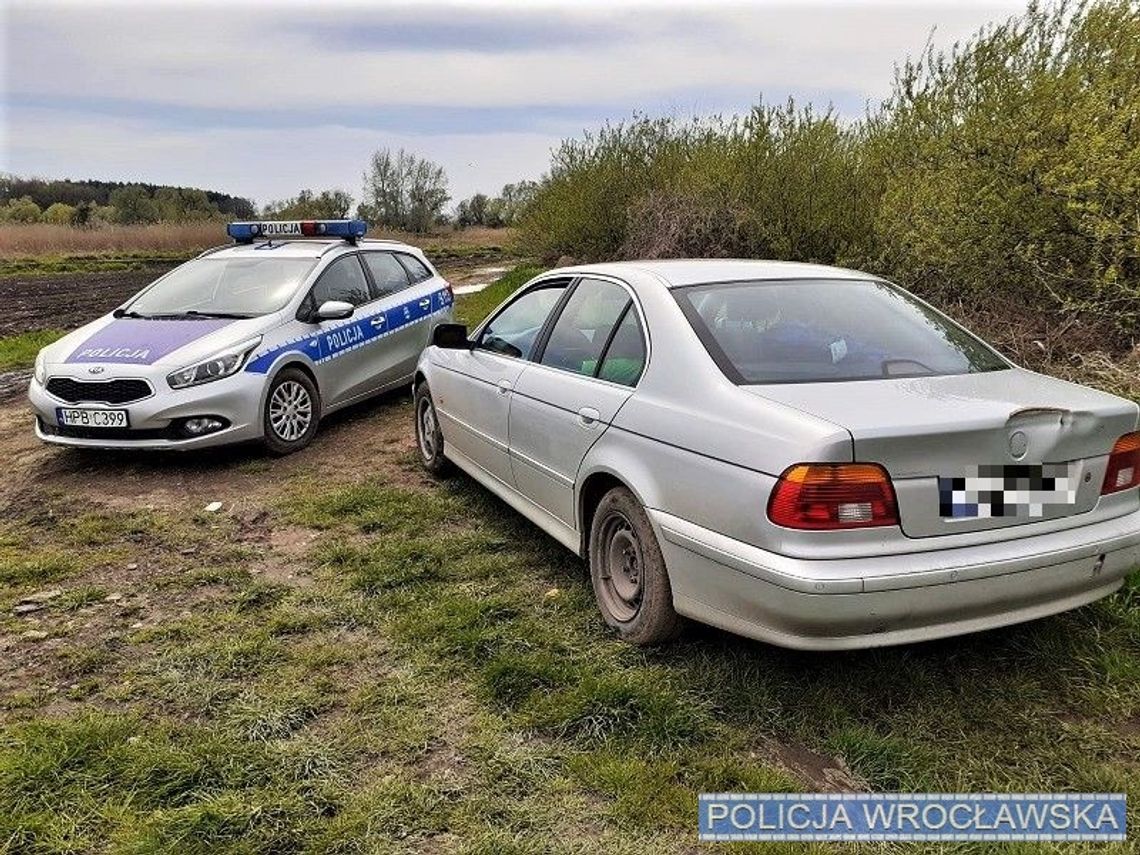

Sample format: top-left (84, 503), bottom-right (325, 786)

top-left (244, 286), bottom-right (452, 375)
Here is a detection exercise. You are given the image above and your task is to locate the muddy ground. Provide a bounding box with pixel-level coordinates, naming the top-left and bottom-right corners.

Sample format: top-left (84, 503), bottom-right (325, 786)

top-left (0, 257), bottom-right (508, 337)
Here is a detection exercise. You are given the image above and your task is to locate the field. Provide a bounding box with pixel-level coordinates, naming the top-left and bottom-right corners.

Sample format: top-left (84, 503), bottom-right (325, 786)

top-left (0, 252), bottom-right (1138, 852)
top-left (0, 224), bottom-right (516, 276)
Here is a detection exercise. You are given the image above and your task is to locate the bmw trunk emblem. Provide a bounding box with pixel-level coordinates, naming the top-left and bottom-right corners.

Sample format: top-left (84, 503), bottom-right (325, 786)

top-left (1008, 430), bottom-right (1029, 460)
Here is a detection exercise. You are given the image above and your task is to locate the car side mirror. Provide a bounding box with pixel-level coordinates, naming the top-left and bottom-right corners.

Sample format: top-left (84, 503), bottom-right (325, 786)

top-left (432, 323), bottom-right (471, 349)
top-left (315, 300), bottom-right (354, 321)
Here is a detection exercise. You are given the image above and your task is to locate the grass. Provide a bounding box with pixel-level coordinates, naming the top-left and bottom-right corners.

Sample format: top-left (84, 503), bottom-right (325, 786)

top-left (0, 250), bottom-right (198, 277)
top-left (0, 266), bottom-right (1138, 853)
top-left (0, 329), bottom-right (65, 371)
top-left (454, 264), bottom-right (545, 327)
top-left (0, 222), bottom-right (226, 257)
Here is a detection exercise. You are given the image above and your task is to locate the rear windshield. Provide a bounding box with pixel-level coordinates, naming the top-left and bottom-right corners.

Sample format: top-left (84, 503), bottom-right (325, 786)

top-left (676, 279), bottom-right (1009, 384)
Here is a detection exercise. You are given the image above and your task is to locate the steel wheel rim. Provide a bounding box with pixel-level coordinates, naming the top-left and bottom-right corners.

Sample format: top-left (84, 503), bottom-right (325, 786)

top-left (269, 380), bottom-right (312, 442)
top-left (418, 397), bottom-right (438, 460)
top-left (598, 512), bottom-right (642, 622)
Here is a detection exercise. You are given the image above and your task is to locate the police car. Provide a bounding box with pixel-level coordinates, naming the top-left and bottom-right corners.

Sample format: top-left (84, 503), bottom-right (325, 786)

top-left (29, 220), bottom-right (453, 454)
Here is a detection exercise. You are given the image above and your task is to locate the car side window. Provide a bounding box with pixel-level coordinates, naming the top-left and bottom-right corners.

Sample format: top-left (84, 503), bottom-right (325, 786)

top-left (596, 306), bottom-right (646, 386)
top-left (478, 285), bottom-right (568, 359)
top-left (363, 252), bottom-right (412, 298)
top-left (306, 255), bottom-right (371, 312)
top-left (396, 253), bottom-right (433, 284)
top-left (540, 278), bottom-right (630, 378)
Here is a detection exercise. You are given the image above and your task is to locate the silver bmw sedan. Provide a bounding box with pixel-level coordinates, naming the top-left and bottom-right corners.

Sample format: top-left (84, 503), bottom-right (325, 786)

top-left (413, 260), bottom-right (1140, 650)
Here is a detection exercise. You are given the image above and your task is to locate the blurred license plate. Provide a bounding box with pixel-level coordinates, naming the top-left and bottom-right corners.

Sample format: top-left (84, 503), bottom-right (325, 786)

top-left (939, 463), bottom-right (1076, 519)
top-left (57, 407), bottom-right (129, 428)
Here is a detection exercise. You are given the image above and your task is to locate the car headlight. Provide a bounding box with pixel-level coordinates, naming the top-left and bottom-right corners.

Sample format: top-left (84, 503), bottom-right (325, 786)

top-left (33, 350), bottom-right (47, 386)
top-left (166, 337), bottom-right (261, 390)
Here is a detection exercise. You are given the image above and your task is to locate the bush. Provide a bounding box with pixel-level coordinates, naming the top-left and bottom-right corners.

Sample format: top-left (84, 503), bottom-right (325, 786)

top-left (875, 0), bottom-right (1140, 341)
top-left (518, 1), bottom-right (1140, 347)
top-left (262, 189), bottom-right (353, 220)
top-left (518, 106), bottom-right (876, 264)
top-left (41, 202), bottom-right (76, 226)
top-left (1, 196), bottom-right (43, 224)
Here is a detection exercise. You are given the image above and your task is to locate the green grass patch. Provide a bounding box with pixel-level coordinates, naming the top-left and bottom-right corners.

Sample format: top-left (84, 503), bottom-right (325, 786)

top-left (0, 328), bottom-right (65, 371)
top-left (454, 264), bottom-right (545, 327)
top-left (0, 251), bottom-right (193, 277)
top-left (3, 387), bottom-right (1139, 851)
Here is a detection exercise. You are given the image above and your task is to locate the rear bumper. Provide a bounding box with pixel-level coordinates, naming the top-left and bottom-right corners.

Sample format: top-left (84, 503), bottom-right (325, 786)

top-left (651, 508), bottom-right (1140, 650)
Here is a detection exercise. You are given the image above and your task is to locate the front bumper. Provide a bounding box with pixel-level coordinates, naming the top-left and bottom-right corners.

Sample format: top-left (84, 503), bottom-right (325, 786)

top-left (28, 373), bottom-right (266, 450)
top-left (651, 507), bottom-right (1140, 650)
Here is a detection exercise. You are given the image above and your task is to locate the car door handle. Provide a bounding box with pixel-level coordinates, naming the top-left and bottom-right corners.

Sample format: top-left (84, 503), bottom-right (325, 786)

top-left (578, 406), bottom-right (600, 426)
top-left (497, 380), bottom-right (512, 395)
top-left (370, 317), bottom-right (386, 328)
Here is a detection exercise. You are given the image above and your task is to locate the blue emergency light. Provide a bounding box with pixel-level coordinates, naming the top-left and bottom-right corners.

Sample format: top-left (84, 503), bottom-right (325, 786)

top-left (227, 219), bottom-right (368, 244)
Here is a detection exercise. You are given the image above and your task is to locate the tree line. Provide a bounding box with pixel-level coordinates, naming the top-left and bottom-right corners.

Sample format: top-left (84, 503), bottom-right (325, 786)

top-left (2, 152), bottom-right (526, 235)
top-left (0, 177), bottom-right (256, 226)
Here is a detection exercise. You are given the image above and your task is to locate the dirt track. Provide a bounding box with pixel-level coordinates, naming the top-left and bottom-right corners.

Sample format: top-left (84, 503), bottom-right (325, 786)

top-left (0, 385), bottom-right (419, 513)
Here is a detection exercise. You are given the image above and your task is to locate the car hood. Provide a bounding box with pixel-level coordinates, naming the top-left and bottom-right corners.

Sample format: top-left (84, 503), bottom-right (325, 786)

top-left (42, 313), bottom-right (282, 370)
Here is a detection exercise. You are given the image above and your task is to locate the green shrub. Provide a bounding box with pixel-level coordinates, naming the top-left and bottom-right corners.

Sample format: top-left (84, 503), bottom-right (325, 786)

top-left (518, 1), bottom-right (1140, 346)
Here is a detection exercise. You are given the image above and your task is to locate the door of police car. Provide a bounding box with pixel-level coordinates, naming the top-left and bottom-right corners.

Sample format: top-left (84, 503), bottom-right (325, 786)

top-left (358, 251), bottom-right (441, 394)
top-left (303, 254), bottom-right (380, 406)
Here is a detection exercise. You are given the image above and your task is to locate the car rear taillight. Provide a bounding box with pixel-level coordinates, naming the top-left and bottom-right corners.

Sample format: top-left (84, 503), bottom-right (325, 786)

top-left (767, 463), bottom-right (899, 530)
top-left (1101, 432), bottom-right (1140, 494)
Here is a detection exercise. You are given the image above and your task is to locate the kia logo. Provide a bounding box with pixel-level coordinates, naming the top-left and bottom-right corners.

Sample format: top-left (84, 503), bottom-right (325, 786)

top-left (88, 366), bottom-right (105, 375)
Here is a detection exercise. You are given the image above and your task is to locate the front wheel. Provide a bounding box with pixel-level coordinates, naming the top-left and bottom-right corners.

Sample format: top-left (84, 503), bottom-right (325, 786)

top-left (414, 381), bottom-right (452, 475)
top-left (589, 486), bottom-right (684, 645)
top-left (262, 368), bottom-right (320, 455)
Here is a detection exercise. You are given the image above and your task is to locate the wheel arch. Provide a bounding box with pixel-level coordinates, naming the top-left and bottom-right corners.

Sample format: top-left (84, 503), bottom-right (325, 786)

top-left (576, 464), bottom-right (657, 558)
top-left (258, 358), bottom-right (322, 428)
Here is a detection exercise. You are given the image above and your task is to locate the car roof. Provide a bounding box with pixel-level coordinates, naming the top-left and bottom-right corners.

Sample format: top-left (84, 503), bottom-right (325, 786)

top-left (559, 259), bottom-right (873, 287)
top-left (199, 238), bottom-right (423, 260)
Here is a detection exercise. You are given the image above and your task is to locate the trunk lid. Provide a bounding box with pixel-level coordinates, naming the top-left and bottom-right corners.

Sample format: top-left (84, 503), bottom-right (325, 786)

top-left (747, 369), bottom-right (1138, 537)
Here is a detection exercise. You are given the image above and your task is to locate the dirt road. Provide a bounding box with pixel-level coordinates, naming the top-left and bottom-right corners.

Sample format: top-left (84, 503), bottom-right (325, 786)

top-left (0, 383), bottom-right (418, 514)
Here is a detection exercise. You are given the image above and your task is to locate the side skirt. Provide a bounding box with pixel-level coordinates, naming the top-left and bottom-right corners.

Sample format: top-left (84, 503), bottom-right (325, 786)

top-left (323, 374), bottom-right (414, 415)
top-left (444, 446), bottom-right (581, 555)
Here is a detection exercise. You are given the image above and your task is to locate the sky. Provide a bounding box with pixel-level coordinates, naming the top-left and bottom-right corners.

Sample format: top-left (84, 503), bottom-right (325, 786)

top-left (2, 0), bottom-right (1025, 211)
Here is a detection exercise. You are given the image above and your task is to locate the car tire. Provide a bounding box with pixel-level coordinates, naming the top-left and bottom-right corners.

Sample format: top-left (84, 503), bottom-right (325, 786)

top-left (589, 486), bottom-right (685, 645)
top-left (414, 380), bottom-right (452, 475)
top-left (262, 367), bottom-right (321, 455)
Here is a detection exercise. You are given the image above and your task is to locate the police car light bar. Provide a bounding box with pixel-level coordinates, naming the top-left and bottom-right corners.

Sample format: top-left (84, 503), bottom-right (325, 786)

top-left (227, 220), bottom-right (368, 244)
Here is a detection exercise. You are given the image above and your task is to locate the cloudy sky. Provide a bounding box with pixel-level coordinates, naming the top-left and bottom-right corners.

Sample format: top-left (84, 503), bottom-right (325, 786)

top-left (2, 0), bottom-right (1023, 210)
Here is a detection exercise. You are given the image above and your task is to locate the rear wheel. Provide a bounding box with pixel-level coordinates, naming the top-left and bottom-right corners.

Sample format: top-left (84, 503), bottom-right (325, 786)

top-left (589, 486), bottom-right (684, 645)
top-left (262, 368), bottom-right (320, 455)
top-left (414, 380), bottom-right (452, 475)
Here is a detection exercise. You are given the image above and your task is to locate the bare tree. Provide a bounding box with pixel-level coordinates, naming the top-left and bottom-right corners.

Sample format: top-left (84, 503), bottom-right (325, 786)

top-left (360, 148), bottom-right (449, 233)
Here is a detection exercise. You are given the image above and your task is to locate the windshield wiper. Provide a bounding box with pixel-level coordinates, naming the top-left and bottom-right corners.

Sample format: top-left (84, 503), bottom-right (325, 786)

top-left (184, 310), bottom-right (256, 319)
top-left (149, 310), bottom-right (256, 320)
top-left (112, 308), bottom-right (151, 319)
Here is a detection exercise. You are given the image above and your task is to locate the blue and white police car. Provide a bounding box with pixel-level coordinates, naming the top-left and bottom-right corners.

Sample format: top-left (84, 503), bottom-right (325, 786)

top-left (28, 220), bottom-right (454, 454)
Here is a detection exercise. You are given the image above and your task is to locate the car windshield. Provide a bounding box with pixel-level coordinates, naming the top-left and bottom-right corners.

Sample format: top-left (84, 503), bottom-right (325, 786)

top-left (676, 279), bottom-right (1009, 384)
top-left (126, 257), bottom-right (318, 318)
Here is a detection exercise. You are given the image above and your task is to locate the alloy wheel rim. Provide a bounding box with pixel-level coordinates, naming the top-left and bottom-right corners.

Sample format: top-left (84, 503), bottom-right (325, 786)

top-left (599, 512), bottom-right (642, 622)
top-left (269, 380), bottom-right (312, 442)
top-left (418, 398), bottom-right (438, 460)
